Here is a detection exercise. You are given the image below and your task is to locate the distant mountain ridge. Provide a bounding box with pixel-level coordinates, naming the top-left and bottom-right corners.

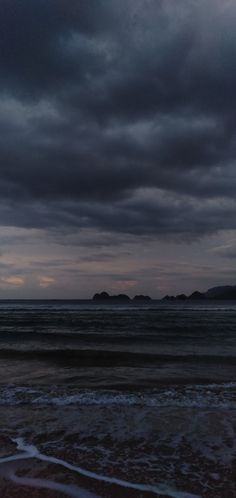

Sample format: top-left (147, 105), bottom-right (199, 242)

top-left (163, 285), bottom-right (236, 301)
top-left (204, 286), bottom-right (236, 298)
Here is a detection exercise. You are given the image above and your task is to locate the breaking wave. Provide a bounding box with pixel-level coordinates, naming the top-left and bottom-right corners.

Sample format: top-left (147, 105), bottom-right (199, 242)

top-left (0, 382), bottom-right (236, 408)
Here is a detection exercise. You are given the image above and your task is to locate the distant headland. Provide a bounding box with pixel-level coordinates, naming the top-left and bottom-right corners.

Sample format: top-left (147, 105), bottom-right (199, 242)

top-left (92, 285), bottom-right (236, 302)
top-left (162, 285), bottom-right (236, 301)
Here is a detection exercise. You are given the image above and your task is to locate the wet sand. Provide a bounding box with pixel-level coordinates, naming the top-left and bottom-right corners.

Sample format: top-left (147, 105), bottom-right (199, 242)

top-left (0, 435), bottom-right (171, 498)
top-left (0, 404), bottom-right (235, 498)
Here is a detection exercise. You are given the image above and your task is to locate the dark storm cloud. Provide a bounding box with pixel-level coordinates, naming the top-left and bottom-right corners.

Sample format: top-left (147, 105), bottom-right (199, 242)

top-left (0, 0), bottom-right (236, 239)
top-left (0, 0), bottom-right (114, 95)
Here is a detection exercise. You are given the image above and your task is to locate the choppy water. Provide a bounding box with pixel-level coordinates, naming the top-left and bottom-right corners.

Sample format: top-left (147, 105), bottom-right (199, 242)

top-left (0, 300), bottom-right (236, 497)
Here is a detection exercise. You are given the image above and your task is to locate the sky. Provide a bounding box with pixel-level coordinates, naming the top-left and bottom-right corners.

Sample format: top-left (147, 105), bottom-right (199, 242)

top-left (0, 0), bottom-right (236, 298)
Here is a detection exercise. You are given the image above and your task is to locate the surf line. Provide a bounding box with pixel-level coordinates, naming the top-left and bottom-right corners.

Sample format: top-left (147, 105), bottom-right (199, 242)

top-left (0, 438), bottom-right (201, 498)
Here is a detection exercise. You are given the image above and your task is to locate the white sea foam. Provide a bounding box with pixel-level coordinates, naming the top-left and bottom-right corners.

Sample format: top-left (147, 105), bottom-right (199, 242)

top-left (0, 383), bottom-right (236, 408)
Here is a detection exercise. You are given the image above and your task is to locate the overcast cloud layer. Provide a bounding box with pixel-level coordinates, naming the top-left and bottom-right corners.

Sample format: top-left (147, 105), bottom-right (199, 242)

top-left (0, 0), bottom-right (236, 297)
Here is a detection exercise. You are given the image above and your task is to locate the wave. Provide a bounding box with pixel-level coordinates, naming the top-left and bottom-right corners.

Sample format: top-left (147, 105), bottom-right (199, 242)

top-left (0, 348), bottom-right (235, 366)
top-left (0, 383), bottom-right (236, 408)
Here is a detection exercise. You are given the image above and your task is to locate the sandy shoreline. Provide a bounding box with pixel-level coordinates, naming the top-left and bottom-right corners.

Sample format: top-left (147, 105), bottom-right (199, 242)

top-left (0, 437), bottom-right (172, 498)
top-left (0, 395), bottom-right (235, 498)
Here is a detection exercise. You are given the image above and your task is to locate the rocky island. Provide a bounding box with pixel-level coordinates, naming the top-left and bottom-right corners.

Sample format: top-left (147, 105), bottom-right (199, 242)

top-left (92, 292), bottom-right (152, 302)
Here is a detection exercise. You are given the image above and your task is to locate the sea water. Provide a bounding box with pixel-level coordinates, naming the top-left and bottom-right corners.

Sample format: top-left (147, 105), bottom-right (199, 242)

top-left (0, 300), bottom-right (235, 497)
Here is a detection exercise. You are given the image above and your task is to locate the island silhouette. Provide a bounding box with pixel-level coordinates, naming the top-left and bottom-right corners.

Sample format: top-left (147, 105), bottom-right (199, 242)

top-left (93, 285), bottom-right (236, 302)
top-left (93, 292), bottom-right (151, 302)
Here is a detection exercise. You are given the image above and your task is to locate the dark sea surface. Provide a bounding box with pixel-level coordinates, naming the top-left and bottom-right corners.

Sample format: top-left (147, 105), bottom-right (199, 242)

top-left (0, 300), bottom-right (236, 497)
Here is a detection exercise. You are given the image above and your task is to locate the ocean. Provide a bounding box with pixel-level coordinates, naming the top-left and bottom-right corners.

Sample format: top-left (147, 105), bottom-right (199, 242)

top-left (0, 300), bottom-right (235, 497)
